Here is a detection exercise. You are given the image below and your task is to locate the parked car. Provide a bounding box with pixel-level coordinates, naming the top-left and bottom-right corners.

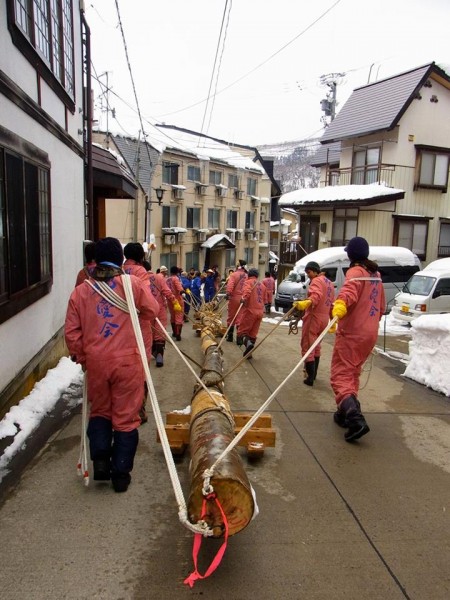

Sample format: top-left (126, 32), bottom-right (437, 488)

top-left (275, 246), bottom-right (421, 313)
top-left (391, 257), bottom-right (450, 322)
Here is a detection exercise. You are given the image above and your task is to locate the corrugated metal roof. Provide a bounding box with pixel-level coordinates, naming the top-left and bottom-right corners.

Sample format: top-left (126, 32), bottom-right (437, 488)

top-left (321, 64), bottom-right (434, 143)
top-left (112, 135), bottom-right (160, 194)
top-left (310, 142), bottom-right (341, 166)
top-left (92, 144), bottom-right (137, 198)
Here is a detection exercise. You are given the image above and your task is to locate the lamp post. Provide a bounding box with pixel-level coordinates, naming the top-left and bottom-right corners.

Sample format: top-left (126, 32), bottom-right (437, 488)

top-left (144, 186), bottom-right (165, 243)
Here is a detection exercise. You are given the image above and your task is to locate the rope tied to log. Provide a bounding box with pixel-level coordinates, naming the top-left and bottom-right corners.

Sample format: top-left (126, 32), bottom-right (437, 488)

top-left (201, 316), bottom-right (339, 496)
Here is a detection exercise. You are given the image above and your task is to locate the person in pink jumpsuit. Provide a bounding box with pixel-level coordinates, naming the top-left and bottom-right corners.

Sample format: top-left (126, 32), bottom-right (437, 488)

top-left (261, 271), bottom-right (276, 315)
top-left (147, 266), bottom-right (181, 366)
top-left (166, 266), bottom-right (185, 341)
top-left (237, 268), bottom-right (268, 358)
top-left (65, 237), bottom-right (159, 492)
top-left (225, 259), bottom-right (248, 342)
top-left (75, 242), bottom-right (96, 287)
top-left (293, 261), bottom-right (334, 386)
top-left (330, 237), bottom-right (386, 442)
top-left (122, 242), bottom-right (154, 422)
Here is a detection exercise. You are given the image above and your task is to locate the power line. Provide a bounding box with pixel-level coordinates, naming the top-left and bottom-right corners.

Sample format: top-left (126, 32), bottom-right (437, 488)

top-left (200, 0), bottom-right (232, 136)
top-left (156, 0), bottom-right (342, 119)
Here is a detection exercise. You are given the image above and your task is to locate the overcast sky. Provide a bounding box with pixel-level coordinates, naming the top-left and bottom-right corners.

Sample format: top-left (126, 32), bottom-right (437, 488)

top-left (85, 0), bottom-right (450, 147)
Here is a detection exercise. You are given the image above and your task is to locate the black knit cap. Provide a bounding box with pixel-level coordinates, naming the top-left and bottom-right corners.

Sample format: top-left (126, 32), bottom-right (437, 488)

top-left (248, 268), bottom-right (259, 278)
top-left (345, 236), bottom-right (369, 261)
top-left (124, 242), bottom-right (145, 262)
top-left (94, 237), bottom-right (124, 268)
top-left (170, 265), bottom-right (180, 275)
top-left (238, 259), bottom-right (247, 267)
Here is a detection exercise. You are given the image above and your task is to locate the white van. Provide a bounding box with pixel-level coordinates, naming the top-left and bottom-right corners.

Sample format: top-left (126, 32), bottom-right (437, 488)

top-left (391, 257), bottom-right (450, 323)
top-left (274, 246), bottom-right (421, 313)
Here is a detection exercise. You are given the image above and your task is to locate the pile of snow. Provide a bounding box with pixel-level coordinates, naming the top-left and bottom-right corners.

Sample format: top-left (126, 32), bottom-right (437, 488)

top-left (404, 314), bottom-right (450, 396)
top-left (0, 357), bottom-right (83, 483)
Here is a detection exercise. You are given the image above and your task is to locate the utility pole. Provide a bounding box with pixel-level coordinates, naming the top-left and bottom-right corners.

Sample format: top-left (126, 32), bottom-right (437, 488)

top-left (319, 72), bottom-right (345, 127)
top-left (97, 71), bottom-right (115, 148)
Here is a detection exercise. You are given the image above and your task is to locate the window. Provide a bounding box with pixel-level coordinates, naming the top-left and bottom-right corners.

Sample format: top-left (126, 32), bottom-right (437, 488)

top-left (245, 211), bottom-right (255, 230)
top-left (0, 142), bottom-right (52, 323)
top-left (438, 222), bottom-right (450, 257)
top-left (162, 205), bottom-right (177, 228)
top-left (187, 165), bottom-right (201, 182)
top-left (244, 248), bottom-right (254, 264)
top-left (416, 148), bottom-right (450, 190)
top-left (186, 207), bottom-right (200, 229)
top-left (208, 208), bottom-right (220, 229)
top-left (9, 0), bottom-right (74, 102)
top-left (225, 248), bottom-right (236, 268)
top-left (331, 208), bottom-right (358, 246)
top-left (352, 147), bottom-right (380, 184)
top-left (228, 173), bottom-right (239, 189)
top-left (159, 252), bottom-right (177, 269)
top-left (226, 210), bottom-right (238, 229)
top-left (185, 251), bottom-right (199, 272)
top-left (162, 162), bottom-right (179, 185)
top-left (209, 170), bottom-right (222, 185)
top-left (247, 177), bottom-right (257, 196)
top-left (394, 218), bottom-right (428, 260)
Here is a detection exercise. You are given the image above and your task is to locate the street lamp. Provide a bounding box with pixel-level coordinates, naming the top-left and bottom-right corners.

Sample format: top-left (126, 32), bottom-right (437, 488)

top-left (144, 187), bottom-right (166, 242)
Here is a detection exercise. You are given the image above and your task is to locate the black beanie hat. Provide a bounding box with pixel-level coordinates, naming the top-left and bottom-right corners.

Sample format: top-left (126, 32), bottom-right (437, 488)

top-left (170, 265), bottom-right (180, 275)
top-left (248, 268), bottom-right (259, 278)
top-left (238, 259), bottom-right (247, 267)
top-left (94, 237), bottom-right (124, 268)
top-left (345, 236), bottom-right (369, 261)
top-left (124, 242), bottom-right (145, 262)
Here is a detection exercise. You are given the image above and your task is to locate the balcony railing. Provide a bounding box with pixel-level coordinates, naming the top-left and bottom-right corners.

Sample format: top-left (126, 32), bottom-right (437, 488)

top-left (438, 245), bottom-right (450, 257)
top-left (328, 164), bottom-right (396, 187)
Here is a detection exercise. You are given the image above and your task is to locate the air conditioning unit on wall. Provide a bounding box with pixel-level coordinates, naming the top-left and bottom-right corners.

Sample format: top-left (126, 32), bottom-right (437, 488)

top-left (229, 231), bottom-right (236, 242)
top-left (173, 188), bottom-right (184, 200)
top-left (164, 234), bottom-right (176, 245)
top-left (197, 184), bottom-right (207, 196)
top-left (217, 187), bottom-right (227, 197)
top-left (197, 231), bottom-right (207, 242)
top-left (246, 232), bottom-right (254, 241)
top-left (235, 190), bottom-right (244, 200)
top-left (235, 231), bottom-right (243, 240)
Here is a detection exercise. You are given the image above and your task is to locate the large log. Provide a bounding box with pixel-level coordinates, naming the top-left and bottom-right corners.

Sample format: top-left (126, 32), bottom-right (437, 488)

top-left (187, 388), bottom-right (255, 537)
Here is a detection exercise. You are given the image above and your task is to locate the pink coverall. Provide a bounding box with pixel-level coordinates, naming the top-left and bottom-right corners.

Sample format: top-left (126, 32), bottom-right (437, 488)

top-left (301, 275), bottom-right (335, 363)
top-left (226, 268), bottom-right (248, 327)
top-left (148, 271), bottom-right (176, 343)
top-left (65, 274), bottom-right (159, 431)
top-left (238, 277), bottom-right (268, 340)
top-left (330, 265), bottom-right (386, 405)
top-left (166, 274), bottom-right (185, 327)
top-left (261, 276), bottom-right (275, 304)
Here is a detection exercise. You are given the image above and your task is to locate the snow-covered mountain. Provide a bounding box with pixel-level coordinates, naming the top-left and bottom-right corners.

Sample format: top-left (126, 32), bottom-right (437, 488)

top-left (258, 137), bottom-right (321, 193)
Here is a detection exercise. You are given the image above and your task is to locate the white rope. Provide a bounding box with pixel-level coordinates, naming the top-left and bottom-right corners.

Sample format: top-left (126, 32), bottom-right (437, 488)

top-left (77, 372), bottom-right (89, 486)
top-left (155, 317), bottom-right (232, 425)
top-left (121, 275), bottom-right (213, 537)
top-left (201, 316), bottom-right (339, 492)
top-left (84, 280), bottom-right (130, 312)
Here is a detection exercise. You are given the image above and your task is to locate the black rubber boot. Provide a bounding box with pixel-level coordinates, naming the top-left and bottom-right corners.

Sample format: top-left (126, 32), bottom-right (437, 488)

top-left (171, 322), bottom-right (176, 338)
top-left (236, 333), bottom-right (243, 346)
top-left (265, 303), bottom-right (271, 315)
top-left (87, 417), bottom-right (113, 480)
top-left (175, 324), bottom-right (182, 341)
top-left (226, 326), bottom-right (234, 342)
top-left (153, 342), bottom-right (165, 367)
top-left (243, 336), bottom-right (255, 359)
top-left (314, 357), bottom-right (320, 380)
top-left (337, 395), bottom-right (370, 442)
top-left (111, 429), bottom-right (139, 492)
top-left (303, 361), bottom-right (315, 386)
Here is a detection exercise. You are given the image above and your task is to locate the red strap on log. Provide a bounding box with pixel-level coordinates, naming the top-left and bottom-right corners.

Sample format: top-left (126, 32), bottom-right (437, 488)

top-left (184, 494), bottom-right (229, 588)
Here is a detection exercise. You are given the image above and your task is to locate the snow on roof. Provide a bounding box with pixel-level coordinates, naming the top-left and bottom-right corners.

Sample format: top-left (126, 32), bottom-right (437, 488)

top-left (201, 233), bottom-right (235, 249)
top-left (295, 246), bottom-right (419, 271)
top-left (162, 227), bottom-right (187, 234)
top-left (423, 257), bottom-right (450, 272)
top-left (279, 183), bottom-right (404, 206)
top-left (149, 126), bottom-right (265, 173)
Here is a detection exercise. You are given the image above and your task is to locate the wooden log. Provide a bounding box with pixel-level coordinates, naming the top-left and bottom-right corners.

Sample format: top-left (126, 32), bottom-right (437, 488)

top-left (187, 388), bottom-right (255, 538)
